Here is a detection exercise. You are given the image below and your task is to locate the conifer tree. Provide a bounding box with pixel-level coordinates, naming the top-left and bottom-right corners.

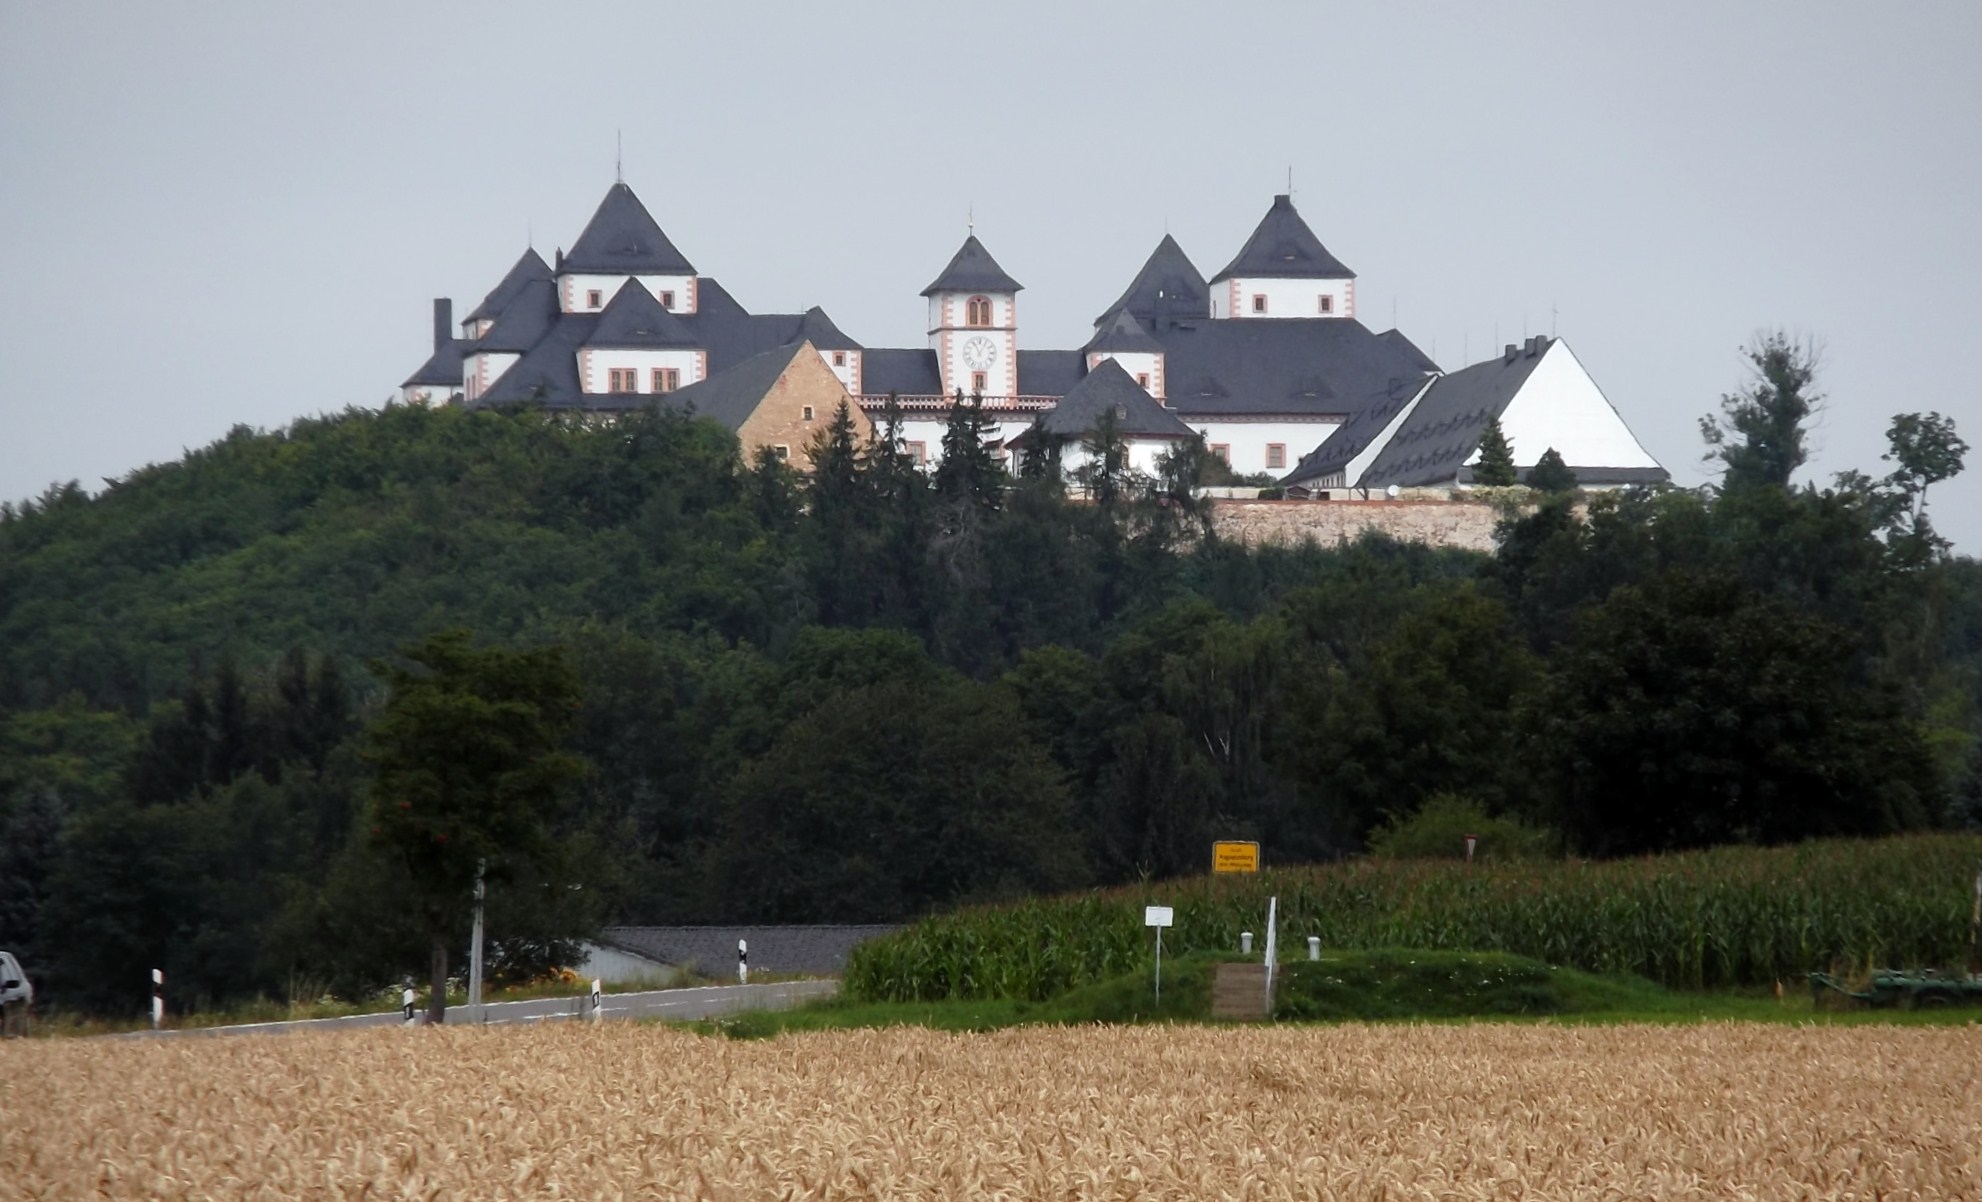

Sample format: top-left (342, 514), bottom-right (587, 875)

top-left (1527, 447), bottom-right (1578, 495)
top-left (1473, 414), bottom-right (1518, 487)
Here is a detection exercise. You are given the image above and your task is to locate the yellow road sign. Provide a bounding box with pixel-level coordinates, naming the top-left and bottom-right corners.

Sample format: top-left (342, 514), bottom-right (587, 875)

top-left (1212, 841), bottom-right (1260, 873)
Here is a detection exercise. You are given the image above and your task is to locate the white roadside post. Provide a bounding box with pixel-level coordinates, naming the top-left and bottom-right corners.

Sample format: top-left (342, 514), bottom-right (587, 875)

top-left (1240, 932), bottom-right (1253, 955)
top-left (591, 978), bottom-right (604, 1024)
top-left (738, 939), bottom-right (748, 985)
top-left (1307, 936), bottom-right (1321, 961)
top-left (1263, 897), bottom-right (1279, 1014)
top-left (1144, 906), bottom-right (1174, 1005)
top-left (468, 858), bottom-right (486, 1025)
top-left (402, 987), bottom-right (417, 1025)
top-left (1464, 833), bottom-right (1478, 863)
top-left (150, 968), bottom-right (164, 1030)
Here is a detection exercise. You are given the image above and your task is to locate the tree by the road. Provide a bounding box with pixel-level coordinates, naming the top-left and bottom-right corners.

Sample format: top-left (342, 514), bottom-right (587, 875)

top-left (363, 630), bottom-right (586, 1023)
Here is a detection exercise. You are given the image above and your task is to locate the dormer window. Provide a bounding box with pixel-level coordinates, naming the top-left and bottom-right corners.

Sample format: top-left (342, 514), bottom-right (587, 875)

top-left (1318, 295), bottom-right (1334, 314)
top-left (1252, 294), bottom-right (1268, 314)
top-left (587, 290), bottom-right (603, 309)
top-left (966, 296), bottom-right (992, 327)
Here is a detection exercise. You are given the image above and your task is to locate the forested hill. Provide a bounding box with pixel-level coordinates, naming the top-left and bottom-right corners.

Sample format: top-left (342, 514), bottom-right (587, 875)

top-left (2, 392), bottom-right (1978, 1013)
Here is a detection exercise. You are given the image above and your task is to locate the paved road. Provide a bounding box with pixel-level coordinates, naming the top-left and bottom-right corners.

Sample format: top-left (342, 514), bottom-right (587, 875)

top-left (122, 979), bottom-right (839, 1039)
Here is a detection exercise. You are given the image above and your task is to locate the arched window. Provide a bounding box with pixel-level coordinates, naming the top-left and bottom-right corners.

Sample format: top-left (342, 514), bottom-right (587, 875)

top-left (966, 296), bottom-right (992, 327)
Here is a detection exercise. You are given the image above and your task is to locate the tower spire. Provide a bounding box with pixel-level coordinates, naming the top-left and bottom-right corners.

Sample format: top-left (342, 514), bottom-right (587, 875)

top-left (615, 130), bottom-right (623, 184)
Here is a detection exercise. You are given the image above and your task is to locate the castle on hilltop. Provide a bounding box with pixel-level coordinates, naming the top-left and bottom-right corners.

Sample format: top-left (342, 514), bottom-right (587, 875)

top-left (402, 183), bottom-right (1667, 492)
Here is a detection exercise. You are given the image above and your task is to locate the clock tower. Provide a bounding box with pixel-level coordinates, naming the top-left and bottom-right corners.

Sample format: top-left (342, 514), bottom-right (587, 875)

top-left (922, 234), bottom-right (1021, 398)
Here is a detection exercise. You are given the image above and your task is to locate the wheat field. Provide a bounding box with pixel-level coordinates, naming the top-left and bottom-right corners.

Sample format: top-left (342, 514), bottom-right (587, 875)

top-left (3, 1022), bottom-right (1977, 1200)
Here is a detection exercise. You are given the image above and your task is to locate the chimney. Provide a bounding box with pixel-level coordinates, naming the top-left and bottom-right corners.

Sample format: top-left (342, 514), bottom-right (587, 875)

top-left (1504, 343), bottom-right (1519, 364)
top-left (432, 298), bottom-right (452, 352)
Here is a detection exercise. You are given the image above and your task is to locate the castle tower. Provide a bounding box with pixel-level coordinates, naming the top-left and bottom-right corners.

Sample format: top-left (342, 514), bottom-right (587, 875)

top-left (922, 234), bottom-right (1021, 398)
top-left (1209, 194), bottom-right (1356, 320)
top-left (555, 182), bottom-right (699, 316)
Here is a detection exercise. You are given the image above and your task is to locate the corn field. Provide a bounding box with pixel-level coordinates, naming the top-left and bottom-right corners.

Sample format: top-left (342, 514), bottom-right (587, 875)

top-left (847, 834), bottom-right (1982, 1001)
top-left (4, 1023), bottom-right (1976, 1199)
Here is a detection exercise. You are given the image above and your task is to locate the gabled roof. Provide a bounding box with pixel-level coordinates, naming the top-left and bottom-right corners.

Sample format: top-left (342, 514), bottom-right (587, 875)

top-left (1211, 193), bottom-right (1354, 283)
top-left (1157, 318), bottom-right (1429, 417)
top-left (1017, 349), bottom-right (1083, 398)
top-left (1375, 328), bottom-right (1439, 373)
top-left (1095, 234), bottom-right (1210, 327)
top-left (558, 182), bottom-right (695, 275)
top-left (475, 313), bottom-right (592, 407)
top-left (791, 305), bottom-right (860, 352)
top-left (1084, 309), bottom-right (1163, 355)
top-left (664, 340), bottom-right (815, 432)
top-left (472, 277), bottom-right (560, 353)
top-left (400, 340), bottom-right (464, 389)
top-left (1354, 338), bottom-right (1553, 489)
top-left (584, 279), bottom-right (697, 349)
top-left (1281, 375), bottom-right (1436, 488)
top-left (921, 234), bottom-right (1023, 296)
top-left (1025, 358), bottom-right (1195, 441)
top-left (464, 248), bottom-right (553, 324)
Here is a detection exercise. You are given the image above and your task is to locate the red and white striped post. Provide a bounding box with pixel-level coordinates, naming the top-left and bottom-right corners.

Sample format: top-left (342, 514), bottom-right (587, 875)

top-left (738, 939), bottom-right (748, 986)
top-left (150, 968), bottom-right (164, 1030)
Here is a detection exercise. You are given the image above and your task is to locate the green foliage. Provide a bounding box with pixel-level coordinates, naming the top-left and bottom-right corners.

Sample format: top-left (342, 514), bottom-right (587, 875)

top-left (1472, 415), bottom-right (1518, 487)
top-left (843, 834), bottom-right (1982, 1001)
top-left (1366, 793), bottom-right (1559, 862)
top-left (1274, 950), bottom-right (1561, 1020)
top-left (1700, 331), bottom-right (1817, 491)
top-left (1525, 447), bottom-right (1577, 494)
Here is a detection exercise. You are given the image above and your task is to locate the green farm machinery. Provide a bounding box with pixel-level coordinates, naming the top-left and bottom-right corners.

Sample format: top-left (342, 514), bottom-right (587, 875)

top-left (1808, 969), bottom-right (1982, 1009)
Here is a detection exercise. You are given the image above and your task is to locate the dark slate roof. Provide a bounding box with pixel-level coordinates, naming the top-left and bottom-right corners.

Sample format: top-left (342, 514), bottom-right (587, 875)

top-left (1020, 358), bottom-right (1195, 442)
top-left (663, 340), bottom-right (812, 432)
top-left (1084, 309), bottom-right (1163, 354)
top-left (584, 278), bottom-right (698, 348)
top-left (791, 305), bottom-right (861, 352)
top-left (473, 277), bottom-right (560, 353)
top-left (920, 234), bottom-right (1023, 296)
top-left (1281, 375), bottom-right (1437, 487)
top-left (475, 312), bottom-right (592, 406)
top-left (465, 248), bottom-right (553, 325)
top-left (558, 182), bottom-right (695, 275)
top-left (1095, 234), bottom-right (1210, 328)
top-left (1355, 337), bottom-right (1554, 489)
top-left (401, 340), bottom-right (464, 389)
top-left (860, 348), bottom-right (943, 396)
top-left (1375, 328), bottom-right (1440, 373)
top-left (1158, 318), bottom-right (1429, 417)
top-left (597, 925), bottom-right (900, 977)
top-left (1017, 349), bottom-right (1083, 397)
top-left (1211, 194), bottom-right (1354, 283)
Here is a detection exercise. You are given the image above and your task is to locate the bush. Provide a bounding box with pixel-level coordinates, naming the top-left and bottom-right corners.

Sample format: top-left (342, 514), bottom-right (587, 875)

top-left (1366, 793), bottom-right (1559, 862)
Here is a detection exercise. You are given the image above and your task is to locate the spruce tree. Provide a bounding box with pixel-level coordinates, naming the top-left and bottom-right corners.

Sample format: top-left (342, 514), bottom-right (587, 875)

top-left (1527, 447), bottom-right (1579, 494)
top-left (1473, 414), bottom-right (1518, 486)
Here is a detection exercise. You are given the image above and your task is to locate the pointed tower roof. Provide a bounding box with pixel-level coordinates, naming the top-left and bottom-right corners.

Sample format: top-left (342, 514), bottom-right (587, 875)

top-left (465, 248), bottom-right (554, 325)
top-left (1211, 193), bottom-right (1354, 283)
top-left (1083, 309), bottom-right (1163, 355)
top-left (584, 279), bottom-right (698, 349)
top-left (559, 182), bottom-right (695, 275)
top-left (1094, 234), bottom-right (1210, 326)
top-left (921, 234), bottom-right (1023, 296)
top-left (1032, 359), bottom-right (1194, 440)
top-left (475, 278), bottom-right (560, 352)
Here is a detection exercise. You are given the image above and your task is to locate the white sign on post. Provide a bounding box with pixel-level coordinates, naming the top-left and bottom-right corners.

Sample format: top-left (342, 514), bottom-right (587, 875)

top-left (590, 979), bottom-right (604, 1024)
top-left (402, 987), bottom-right (416, 1024)
top-left (1145, 905), bottom-right (1173, 1004)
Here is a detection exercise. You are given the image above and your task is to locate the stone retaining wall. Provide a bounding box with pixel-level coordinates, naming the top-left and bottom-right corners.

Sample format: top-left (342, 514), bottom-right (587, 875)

top-left (1210, 498), bottom-right (1507, 553)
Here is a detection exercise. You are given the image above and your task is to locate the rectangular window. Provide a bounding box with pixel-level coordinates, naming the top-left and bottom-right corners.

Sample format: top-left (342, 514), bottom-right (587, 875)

top-left (652, 368), bottom-right (679, 393)
top-left (608, 368), bottom-right (637, 393)
top-left (971, 371), bottom-right (987, 394)
top-left (1266, 443), bottom-right (1287, 469)
top-left (1136, 373), bottom-right (1150, 388)
top-left (907, 440), bottom-right (927, 465)
top-left (587, 289), bottom-right (603, 310)
top-left (802, 405), bottom-right (815, 422)
top-left (659, 290), bottom-right (675, 309)
top-left (1251, 294), bottom-right (1267, 314)
top-left (832, 351), bottom-right (847, 367)
top-left (1318, 295), bottom-right (1334, 314)
top-left (774, 445), bottom-right (791, 461)
top-left (1210, 443), bottom-right (1231, 464)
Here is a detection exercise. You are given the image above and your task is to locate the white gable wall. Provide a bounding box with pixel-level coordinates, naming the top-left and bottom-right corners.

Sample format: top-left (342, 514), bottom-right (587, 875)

top-left (1184, 417), bottom-right (1343, 478)
top-left (1341, 378), bottom-right (1438, 487)
top-left (462, 351), bottom-right (519, 401)
top-left (579, 347), bottom-right (705, 395)
top-left (561, 273), bottom-right (698, 314)
top-left (1086, 351), bottom-right (1164, 399)
top-left (1474, 341), bottom-right (1661, 473)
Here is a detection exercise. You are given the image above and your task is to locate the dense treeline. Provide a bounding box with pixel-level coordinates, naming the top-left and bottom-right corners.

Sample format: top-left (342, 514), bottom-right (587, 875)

top-left (2, 342), bottom-right (1978, 1013)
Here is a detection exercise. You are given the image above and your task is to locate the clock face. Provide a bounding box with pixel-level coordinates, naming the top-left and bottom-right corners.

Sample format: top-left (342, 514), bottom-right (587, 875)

top-left (961, 336), bottom-right (997, 371)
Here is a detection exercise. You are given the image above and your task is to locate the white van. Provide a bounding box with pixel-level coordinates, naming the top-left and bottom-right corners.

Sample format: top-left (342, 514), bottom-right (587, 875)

top-left (0, 950), bottom-right (32, 1036)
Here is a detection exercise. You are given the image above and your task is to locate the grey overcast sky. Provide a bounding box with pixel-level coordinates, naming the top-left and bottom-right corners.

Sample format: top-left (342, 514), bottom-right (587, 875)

top-left (4, 2), bottom-right (1980, 546)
